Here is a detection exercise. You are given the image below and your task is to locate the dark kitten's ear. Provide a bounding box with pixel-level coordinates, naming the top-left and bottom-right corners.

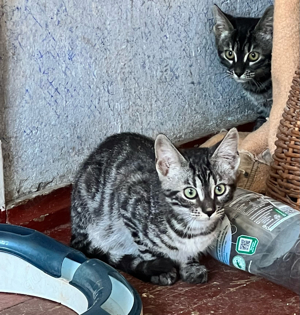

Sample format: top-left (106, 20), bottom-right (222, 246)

top-left (212, 4), bottom-right (234, 39)
top-left (210, 128), bottom-right (240, 176)
top-left (155, 134), bottom-right (187, 177)
top-left (254, 5), bottom-right (274, 41)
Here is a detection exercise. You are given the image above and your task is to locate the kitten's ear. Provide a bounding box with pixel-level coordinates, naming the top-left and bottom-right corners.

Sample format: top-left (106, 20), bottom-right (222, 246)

top-left (210, 128), bottom-right (240, 175)
top-left (212, 5), bottom-right (234, 38)
top-left (155, 134), bottom-right (187, 177)
top-left (254, 5), bottom-right (274, 41)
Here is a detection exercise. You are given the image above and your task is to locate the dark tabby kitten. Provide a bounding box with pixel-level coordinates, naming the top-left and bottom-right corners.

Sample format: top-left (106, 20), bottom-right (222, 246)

top-left (212, 5), bottom-right (274, 130)
top-left (71, 129), bottom-right (240, 285)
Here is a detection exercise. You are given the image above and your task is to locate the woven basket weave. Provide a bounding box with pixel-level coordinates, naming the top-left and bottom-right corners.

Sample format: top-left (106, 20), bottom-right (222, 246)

top-left (266, 67), bottom-right (300, 210)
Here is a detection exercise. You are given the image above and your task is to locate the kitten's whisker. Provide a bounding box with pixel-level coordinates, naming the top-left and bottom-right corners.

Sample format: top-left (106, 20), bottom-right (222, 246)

top-left (214, 71), bottom-right (228, 75)
top-left (255, 80), bottom-right (264, 91)
top-left (216, 73), bottom-right (232, 85)
top-left (184, 219), bottom-right (194, 237)
top-left (189, 218), bottom-right (197, 237)
top-left (251, 78), bottom-right (260, 90)
top-left (183, 217), bottom-right (196, 238)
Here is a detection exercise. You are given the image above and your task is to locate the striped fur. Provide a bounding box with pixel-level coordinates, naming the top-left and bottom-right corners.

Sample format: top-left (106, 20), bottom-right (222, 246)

top-left (71, 128), bottom-right (239, 285)
top-left (213, 5), bottom-right (273, 130)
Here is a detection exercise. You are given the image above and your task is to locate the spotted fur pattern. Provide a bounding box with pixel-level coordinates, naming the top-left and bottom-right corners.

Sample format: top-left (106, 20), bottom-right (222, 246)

top-left (213, 5), bottom-right (273, 130)
top-left (70, 129), bottom-right (240, 285)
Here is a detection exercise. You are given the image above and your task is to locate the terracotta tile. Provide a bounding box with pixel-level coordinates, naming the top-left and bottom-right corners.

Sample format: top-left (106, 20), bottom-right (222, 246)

top-left (18, 206), bottom-right (71, 233)
top-left (0, 293), bottom-right (32, 311)
top-left (122, 257), bottom-right (300, 315)
top-left (44, 223), bottom-right (71, 245)
top-left (1, 217), bottom-right (299, 315)
top-left (6, 186), bottom-right (72, 231)
top-left (0, 211), bottom-right (5, 223)
top-left (0, 297), bottom-right (75, 315)
top-left (41, 225), bottom-right (300, 315)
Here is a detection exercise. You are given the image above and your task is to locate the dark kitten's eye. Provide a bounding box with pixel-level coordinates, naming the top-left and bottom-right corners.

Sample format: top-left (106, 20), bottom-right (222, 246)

top-left (225, 50), bottom-right (235, 60)
top-left (184, 187), bottom-right (198, 199)
top-left (248, 51), bottom-right (260, 62)
top-left (215, 184), bottom-right (226, 196)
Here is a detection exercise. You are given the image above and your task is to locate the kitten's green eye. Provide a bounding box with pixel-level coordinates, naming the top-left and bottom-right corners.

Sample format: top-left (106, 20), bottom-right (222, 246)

top-left (184, 187), bottom-right (198, 199)
top-left (248, 51), bottom-right (260, 62)
top-left (225, 50), bottom-right (235, 60)
top-left (215, 184), bottom-right (226, 196)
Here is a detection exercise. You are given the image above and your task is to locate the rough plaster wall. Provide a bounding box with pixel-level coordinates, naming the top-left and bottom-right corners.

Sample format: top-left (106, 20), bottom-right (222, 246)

top-left (0, 0), bottom-right (272, 204)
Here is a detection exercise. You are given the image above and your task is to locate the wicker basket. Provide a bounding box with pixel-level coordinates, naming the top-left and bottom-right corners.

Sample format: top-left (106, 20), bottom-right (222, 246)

top-left (266, 67), bottom-right (300, 210)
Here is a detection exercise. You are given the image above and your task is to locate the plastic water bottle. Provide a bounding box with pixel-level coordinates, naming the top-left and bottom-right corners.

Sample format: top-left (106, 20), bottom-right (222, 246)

top-left (208, 188), bottom-right (300, 295)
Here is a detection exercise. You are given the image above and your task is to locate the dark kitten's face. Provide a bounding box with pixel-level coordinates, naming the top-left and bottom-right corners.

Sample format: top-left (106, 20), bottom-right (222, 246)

top-left (213, 5), bottom-right (273, 88)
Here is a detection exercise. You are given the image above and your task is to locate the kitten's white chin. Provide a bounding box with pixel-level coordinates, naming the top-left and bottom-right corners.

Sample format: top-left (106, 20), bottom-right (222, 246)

top-left (234, 77), bottom-right (250, 83)
top-left (195, 215), bottom-right (218, 222)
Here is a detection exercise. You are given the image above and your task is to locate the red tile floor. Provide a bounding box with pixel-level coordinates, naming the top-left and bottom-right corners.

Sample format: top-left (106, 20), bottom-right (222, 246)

top-left (0, 222), bottom-right (299, 315)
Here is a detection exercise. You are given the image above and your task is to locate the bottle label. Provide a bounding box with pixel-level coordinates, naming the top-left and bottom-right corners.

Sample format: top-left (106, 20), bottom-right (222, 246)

top-left (210, 216), bottom-right (232, 265)
top-left (209, 189), bottom-right (300, 274)
top-left (235, 235), bottom-right (259, 255)
top-left (232, 255), bottom-right (246, 271)
top-left (227, 190), bottom-right (299, 232)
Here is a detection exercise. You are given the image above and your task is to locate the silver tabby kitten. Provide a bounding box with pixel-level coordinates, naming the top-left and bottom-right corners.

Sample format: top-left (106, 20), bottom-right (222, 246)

top-left (213, 5), bottom-right (274, 130)
top-left (71, 128), bottom-right (240, 285)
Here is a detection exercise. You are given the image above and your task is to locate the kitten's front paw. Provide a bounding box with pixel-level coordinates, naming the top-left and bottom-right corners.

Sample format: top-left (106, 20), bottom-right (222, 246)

top-left (180, 263), bottom-right (208, 284)
top-left (150, 268), bottom-right (178, 286)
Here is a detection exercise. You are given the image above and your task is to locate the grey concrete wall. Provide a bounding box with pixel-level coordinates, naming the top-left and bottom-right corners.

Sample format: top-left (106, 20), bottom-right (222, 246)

top-left (0, 0), bottom-right (272, 204)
